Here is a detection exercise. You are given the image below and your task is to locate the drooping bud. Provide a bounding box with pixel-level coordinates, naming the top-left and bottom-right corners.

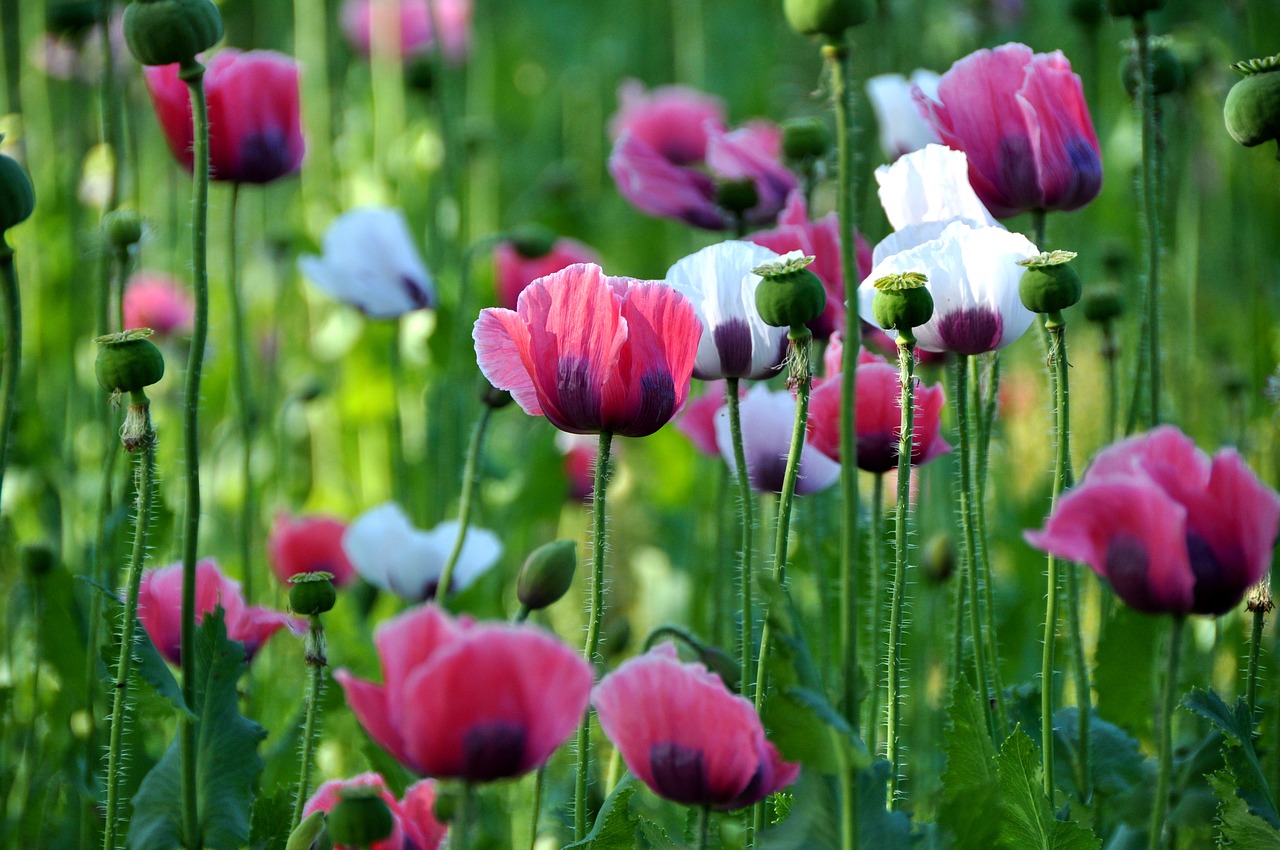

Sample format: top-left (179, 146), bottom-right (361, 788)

top-left (1121, 39), bottom-right (1183, 98)
top-left (95, 329), bottom-right (165, 394)
top-left (1225, 54), bottom-right (1280, 154)
top-left (517, 539), bottom-right (577, 612)
top-left (1105, 0), bottom-right (1164, 18)
top-left (0, 152), bottom-right (35, 236)
top-left (1018, 250), bottom-right (1082, 320)
top-left (753, 253), bottom-right (826, 329)
top-left (781, 117), bottom-right (831, 163)
top-left (714, 177), bottom-right (759, 219)
top-left (326, 788), bottom-right (394, 847)
top-left (782, 0), bottom-right (871, 40)
top-left (103, 209), bottom-right (145, 248)
top-left (1081, 284), bottom-right (1124, 324)
top-left (123, 0), bottom-right (224, 68)
top-left (477, 373), bottom-right (513, 410)
top-left (871, 271), bottom-right (933, 345)
top-left (289, 572), bottom-right (337, 616)
top-left (505, 223), bottom-right (558, 259)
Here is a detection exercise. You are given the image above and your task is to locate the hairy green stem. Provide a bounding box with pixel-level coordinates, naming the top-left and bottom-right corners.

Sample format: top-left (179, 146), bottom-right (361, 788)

top-left (726, 378), bottom-right (755, 699)
top-left (225, 184), bottom-right (257, 604)
top-left (1248, 604), bottom-right (1267, 717)
top-left (886, 340), bottom-right (915, 806)
top-left (0, 241), bottom-right (20, 504)
top-left (969, 356), bottom-right (1008, 736)
top-left (435, 406), bottom-right (493, 606)
top-left (867, 474), bottom-right (884, 756)
top-left (1149, 617), bottom-right (1184, 850)
top-left (291, 616), bottom-right (327, 829)
top-left (1137, 18), bottom-right (1161, 426)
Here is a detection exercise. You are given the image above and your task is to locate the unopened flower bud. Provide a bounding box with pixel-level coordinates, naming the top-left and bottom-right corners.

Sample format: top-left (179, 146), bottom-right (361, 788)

top-left (783, 0), bottom-right (871, 39)
top-left (753, 253), bottom-right (826, 329)
top-left (123, 0), bottom-right (224, 68)
top-left (871, 272), bottom-right (933, 343)
top-left (781, 117), bottom-right (831, 163)
top-left (697, 643), bottom-right (740, 692)
top-left (22, 544), bottom-right (56, 577)
top-left (0, 153), bottom-right (35, 236)
top-left (1018, 251), bottom-right (1082, 317)
top-left (922, 534), bottom-right (955, 584)
top-left (327, 788), bottom-right (394, 847)
top-left (289, 572), bottom-right (337, 616)
top-left (1121, 41), bottom-right (1183, 98)
top-left (477, 373), bottom-right (512, 409)
top-left (1225, 55), bottom-right (1280, 153)
top-left (714, 178), bottom-right (759, 218)
top-left (517, 539), bottom-right (577, 611)
top-left (284, 810), bottom-right (331, 850)
top-left (506, 223), bottom-right (558, 259)
top-left (404, 54), bottom-right (436, 93)
top-left (1105, 0), bottom-right (1164, 18)
top-left (1081, 284), bottom-right (1124, 324)
top-left (96, 329), bottom-right (165, 394)
top-left (103, 210), bottom-right (144, 248)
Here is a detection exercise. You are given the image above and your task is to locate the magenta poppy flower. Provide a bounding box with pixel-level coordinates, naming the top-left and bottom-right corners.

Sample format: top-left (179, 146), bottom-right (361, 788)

top-left (914, 43), bottom-right (1102, 218)
top-left (749, 192), bottom-right (872, 339)
top-left (808, 349), bottom-right (951, 473)
top-left (144, 49), bottom-right (304, 185)
top-left (474, 263), bottom-right (702, 438)
top-left (1025, 426), bottom-right (1280, 616)
top-left (593, 643), bottom-right (799, 810)
top-left (608, 79), bottom-right (726, 166)
top-left (716, 385), bottom-right (840, 495)
top-left (136, 560), bottom-right (301, 665)
top-left (302, 773), bottom-right (446, 850)
top-left (340, 0), bottom-right (472, 63)
top-left (493, 236), bottom-right (602, 310)
top-left (267, 514), bottom-right (357, 588)
top-left (122, 272), bottom-right (194, 339)
top-left (334, 604), bottom-right (592, 781)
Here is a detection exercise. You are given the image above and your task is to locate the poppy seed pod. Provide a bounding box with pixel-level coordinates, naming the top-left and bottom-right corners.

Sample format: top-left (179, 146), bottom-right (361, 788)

top-left (283, 810), bottom-right (330, 850)
top-left (95, 330), bottom-right (165, 394)
top-left (1225, 55), bottom-right (1280, 151)
top-left (0, 153), bottom-right (35, 236)
top-left (781, 117), bottom-right (831, 162)
top-left (782, 0), bottom-right (871, 40)
top-left (289, 572), bottom-right (336, 616)
top-left (871, 271), bottom-right (934, 340)
top-left (1018, 251), bottom-right (1082, 317)
top-left (505, 223), bottom-right (558, 259)
top-left (326, 788), bottom-right (394, 847)
top-left (123, 0), bottom-right (224, 67)
top-left (1082, 284), bottom-right (1124, 323)
top-left (103, 210), bottom-right (144, 247)
top-left (477, 373), bottom-right (513, 409)
top-left (517, 539), bottom-right (577, 611)
top-left (1105, 0), bottom-right (1164, 17)
top-left (714, 177), bottom-right (760, 217)
top-left (753, 253), bottom-right (826, 329)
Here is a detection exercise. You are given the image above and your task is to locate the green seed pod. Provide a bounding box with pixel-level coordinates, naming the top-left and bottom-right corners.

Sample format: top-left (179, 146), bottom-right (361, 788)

top-left (477, 373), bottom-right (513, 410)
top-left (123, 0), bottom-right (224, 68)
top-left (1121, 42), bottom-right (1183, 98)
top-left (1225, 55), bottom-right (1280, 149)
top-left (0, 153), bottom-right (35, 235)
top-left (404, 54), bottom-right (436, 93)
top-left (781, 117), bottom-right (831, 163)
top-left (45, 1), bottom-right (103, 37)
top-left (506, 222), bottom-right (558, 259)
top-left (517, 539), bottom-right (577, 611)
top-left (103, 210), bottom-right (144, 247)
top-left (1068, 0), bottom-right (1103, 27)
top-left (921, 534), bottom-right (955, 584)
top-left (1081, 283), bottom-right (1124, 324)
top-left (714, 178), bottom-right (759, 217)
top-left (782, 0), bottom-right (871, 39)
top-left (753, 254), bottom-right (827, 329)
top-left (22, 544), bottom-right (56, 577)
top-left (1018, 251), bottom-right (1082, 315)
top-left (95, 330), bottom-right (165, 394)
top-left (1105, 0), bottom-right (1164, 18)
top-left (327, 788), bottom-right (394, 847)
top-left (870, 272), bottom-right (933, 339)
top-left (289, 572), bottom-right (336, 616)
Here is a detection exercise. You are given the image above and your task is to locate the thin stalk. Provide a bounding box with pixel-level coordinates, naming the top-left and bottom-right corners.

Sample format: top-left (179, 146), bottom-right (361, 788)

top-left (179, 60), bottom-right (212, 850)
top-left (970, 356), bottom-right (1008, 735)
top-left (1149, 617), bottom-right (1184, 850)
top-left (726, 378), bottom-right (755, 699)
top-left (837, 743), bottom-right (858, 850)
top-left (1247, 604), bottom-right (1267, 717)
top-left (98, 0), bottom-right (125, 210)
top-left (0, 239), bottom-right (20, 503)
top-left (526, 767), bottom-right (544, 850)
top-left (455, 782), bottom-right (473, 850)
top-left (1136, 17), bottom-right (1161, 426)
top-left (867, 474), bottom-right (884, 755)
top-left (103, 406), bottom-right (157, 850)
top-left (225, 184), bottom-right (257, 604)
top-left (290, 616), bottom-right (327, 829)
top-left (886, 340), bottom-right (915, 806)
top-left (574, 430), bottom-right (614, 841)
top-left (387, 325), bottom-right (410, 511)
top-left (434, 406), bottom-right (493, 606)
top-left (1102, 323), bottom-right (1119, 443)
top-left (696, 806), bottom-right (711, 850)
top-left (0, 0), bottom-right (20, 119)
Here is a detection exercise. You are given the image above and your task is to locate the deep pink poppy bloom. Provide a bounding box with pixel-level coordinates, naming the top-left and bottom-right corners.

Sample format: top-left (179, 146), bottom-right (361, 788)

top-left (136, 560), bottom-right (301, 664)
top-left (339, 0), bottom-right (471, 63)
top-left (914, 42), bottom-right (1102, 219)
top-left (302, 773), bottom-right (447, 850)
top-left (267, 514), bottom-right (357, 588)
top-left (122, 272), bottom-right (194, 339)
top-left (808, 349), bottom-right (951, 473)
top-left (474, 263), bottom-right (702, 438)
top-left (1025, 426), bottom-right (1280, 616)
top-left (608, 79), bottom-right (726, 166)
top-left (593, 643), bottom-right (799, 810)
top-left (749, 192), bottom-right (873, 339)
top-left (144, 49), bottom-right (305, 185)
top-left (334, 604), bottom-right (593, 782)
top-left (493, 236), bottom-right (602, 310)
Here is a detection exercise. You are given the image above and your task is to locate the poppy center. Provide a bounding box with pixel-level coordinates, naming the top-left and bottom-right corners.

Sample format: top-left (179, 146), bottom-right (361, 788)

top-left (935, 306), bottom-right (1003, 355)
top-left (462, 721), bottom-right (527, 781)
top-left (649, 742), bottom-right (712, 806)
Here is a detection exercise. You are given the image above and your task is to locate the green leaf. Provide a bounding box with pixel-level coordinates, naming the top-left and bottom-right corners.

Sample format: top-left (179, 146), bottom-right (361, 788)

top-left (1093, 607), bottom-right (1157, 739)
top-left (757, 763), bottom-right (915, 850)
top-left (249, 788), bottom-right (294, 850)
top-left (127, 609), bottom-right (268, 850)
top-left (560, 777), bottom-right (639, 850)
top-left (1211, 771), bottom-right (1280, 849)
top-left (1183, 688), bottom-right (1280, 828)
top-left (996, 728), bottom-right (1100, 850)
top-left (938, 681), bottom-right (1000, 850)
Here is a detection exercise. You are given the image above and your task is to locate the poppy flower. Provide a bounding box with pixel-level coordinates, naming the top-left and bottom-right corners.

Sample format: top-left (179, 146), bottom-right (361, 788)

top-left (663, 241), bottom-right (787, 381)
top-left (1025, 426), bottom-right (1280, 616)
top-left (298, 207), bottom-right (436, 318)
top-left (302, 773), bottom-right (447, 850)
top-left (474, 263), bottom-right (702, 439)
top-left (493, 236), bottom-right (601, 310)
top-left (342, 502), bottom-right (501, 601)
top-left (340, 0), bottom-right (472, 63)
top-left (808, 349), bottom-right (951, 473)
top-left (122, 272), bottom-right (194, 339)
top-left (716, 385), bottom-right (840, 495)
top-left (136, 560), bottom-right (301, 665)
top-left (267, 514), bottom-right (357, 588)
top-left (608, 79), bottom-right (727, 166)
top-left (593, 643), bottom-right (800, 810)
top-left (144, 49), bottom-right (305, 185)
top-left (866, 69), bottom-right (942, 161)
top-left (334, 604), bottom-right (593, 781)
top-left (915, 42), bottom-right (1102, 218)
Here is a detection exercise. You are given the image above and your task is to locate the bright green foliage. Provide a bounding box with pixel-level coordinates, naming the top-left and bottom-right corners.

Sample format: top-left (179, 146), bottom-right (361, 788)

top-left (1183, 688), bottom-right (1280, 828)
top-left (561, 777), bottom-right (639, 850)
top-left (1210, 772), bottom-right (1280, 849)
top-left (938, 682), bottom-right (1000, 850)
top-left (996, 728), bottom-right (1100, 850)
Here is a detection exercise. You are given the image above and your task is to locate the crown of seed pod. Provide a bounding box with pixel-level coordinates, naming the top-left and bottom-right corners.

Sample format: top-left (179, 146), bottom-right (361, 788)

top-left (1105, 0), bottom-right (1164, 18)
top-left (517, 539), bottom-right (577, 611)
top-left (783, 0), bottom-right (871, 40)
top-left (871, 271), bottom-right (933, 343)
top-left (753, 253), bottom-right (826, 329)
top-left (1018, 251), bottom-right (1082, 316)
top-left (1225, 54), bottom-right (1280, 152)
top-left (0, 152), bottom-right (35, 236)
top-left (95, 329), bottom-right (165, 394)
top-left (289, 571), bottom-right (337, 616)
top-left (326, 788), bottom-right (394, 847)
top-left (123, 0), bottom-right (224, 68)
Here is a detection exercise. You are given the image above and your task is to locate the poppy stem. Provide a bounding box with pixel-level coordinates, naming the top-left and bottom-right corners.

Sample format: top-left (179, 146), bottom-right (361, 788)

top-left (526, 766), bottom-right (544, 850)
top-left (1149, 616), bottom-right (1184, 850)
top-left (290, 615), bottom-right (327, 830)
top-left (224, 183), bottom-right (257, 605)
top-left (574, 429), bottom-right (614, 841)
top-left (435, 405), bottom-right (494, 606)
top-left (696, 805), bottom-right (711, 850)
top-left (0, 238), bottom-right (19, 505)
top-left (178, 58), bottom-right (212, 850)
top-left (886, 340), bottom-right (915, 807)
top-left (102, 400), bottom-right (157, 850)
top-left (866, 473), bottom-right (883, 756)
top-left (455, 782), bottom-right (474, 850)
top-left (969, 355), bottom-right (1008, 737)
top-left (725, 378), bottom-right (755, 699)
top-left (1247, 601), bottom-right (1268, 717)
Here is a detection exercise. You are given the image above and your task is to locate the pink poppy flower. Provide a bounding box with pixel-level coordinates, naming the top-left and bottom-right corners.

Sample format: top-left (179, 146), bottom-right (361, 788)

top-left (1025, 426), bottom-right (1280, 616)
top-left (808, 350), bottom-right (951, 473)
top-left (716, 385), bottom-right (840, 495)
top-left (493, 236), bottom-right (602, 310)
top-left (474, 263), bottom-right (702, 438)
top-left (267, 514), bottom-right (357, 588)
top-left (593, 643), bottom-right (800, 810)
top-left (339, 0), bottom-right (472, 63)
top-left (334, 604), bottom-right (593, 781)
top-left (749, 192), bottom-right (872, 339)
top-left (144, 49), bottom-right (305, 185)
top-left (302, 773), bottom-right (447, 850)
top-left (608, 79), bottom-right (726, 166)
top-left (915, 43), bottom-right (1102, 218)
top-left (136, 560), bottom-right (301, 664)
top-left (122, 272), bottom-right (195, 339)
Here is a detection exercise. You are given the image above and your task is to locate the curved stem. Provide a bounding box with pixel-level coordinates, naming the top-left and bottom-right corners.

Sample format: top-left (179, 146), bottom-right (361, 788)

top-left (574, 430), bottom-right (614, 841)
top-left (0, 241), bottom-right (20, 504)
top-left (886, 341), bottom-right (915, 806)
top-left (435, 406), bottom-right (493, 606)
top-left (102, 412), bottom-right (156, 850)
top-left (866, 474), bottom-right (883, 755)
top-left (1149, 617), bottom-right (1184, 850)
top-left (726, 378), bottom-right (755, 699)
top-left (291, 617), bottom-right (327, 830)
top-left (225, 183), bottom-right (257, 604)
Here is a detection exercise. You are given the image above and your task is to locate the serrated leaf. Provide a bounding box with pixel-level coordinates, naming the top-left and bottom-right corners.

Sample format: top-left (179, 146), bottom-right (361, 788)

top-left (1211, 771), bottom-right (1280, 849)
top-left (757, 762), bottom-right (915, 850)
top-left (560, 777), bottom-right (638, 850)
top-left (1183, 688), bottom-right (1280, 828)
top-left (249, 788), bottom-right (294, 850)
top-left (127, 610), bottom-right (268, 850)
top-left (938, 681), bottom-right (1000, 850)
top-left (996, 728), bottom-right (1100, 850)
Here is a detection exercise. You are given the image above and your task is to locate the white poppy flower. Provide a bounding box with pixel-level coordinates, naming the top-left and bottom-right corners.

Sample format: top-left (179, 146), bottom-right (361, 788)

top-left (342, 502), bottom-right (501, 600)
top-left (874, 144), bottom-right (998, 233)
top-left (714, 384), bottom-right (840, 495)
top-left (866, 70), bottom-right (941, 162)
top-left (663, 241), bottom-right (788, 381)
top-left (298, 207), bottom-right (436, 318)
